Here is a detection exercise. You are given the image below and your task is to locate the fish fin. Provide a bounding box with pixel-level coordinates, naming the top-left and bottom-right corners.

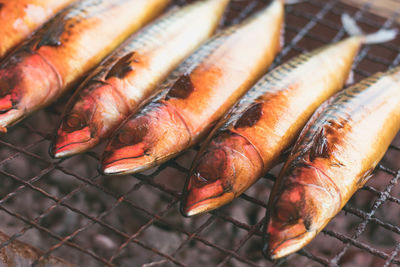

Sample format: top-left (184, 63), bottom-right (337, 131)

top-left (309, 128), bottom-right (330, 162)
top-left (342, 13), bottom-right (397, 44)
top-left (35, 12), bottom-right (68, 50)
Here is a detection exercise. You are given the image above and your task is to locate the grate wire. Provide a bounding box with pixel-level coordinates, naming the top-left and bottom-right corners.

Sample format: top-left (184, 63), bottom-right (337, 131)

top-left (0, 0), bottom-right (400, 266)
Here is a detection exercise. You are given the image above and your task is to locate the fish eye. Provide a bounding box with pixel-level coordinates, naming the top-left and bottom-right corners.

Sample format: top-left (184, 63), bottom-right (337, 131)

top-left (195, 149), bottom-right (227, 183)
top-left (275, 201), bottom-right (300, 224)
top-left (64, 113), bottom-right (86, 132)
top-left (118, 131), bottom-right (134, 145)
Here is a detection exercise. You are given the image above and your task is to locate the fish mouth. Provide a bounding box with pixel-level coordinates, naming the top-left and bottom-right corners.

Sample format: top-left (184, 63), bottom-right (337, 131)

top-left (101, 145), bottom-right (155, 175)
top-left (51, 127), bottom-right (97, 158)
top-left (0, 109), bottom-right (24, 133)
top-left (180, 177), bottom-right (235, 217)
top-left (101, 157), bottom-right (154, 175)
top-left (264, 229), bottom-right (316, 260)
top-left (181, 192), bottom-right (234, 217)
top-left (263, 213), bottom-right (317, 260)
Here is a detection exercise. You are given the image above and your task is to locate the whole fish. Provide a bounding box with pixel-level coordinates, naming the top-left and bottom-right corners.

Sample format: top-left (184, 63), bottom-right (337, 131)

top-left (50, 0), bottom-right (229, 158)
top-left (101, 0), bottom-right (285, 175)
top-left (0, 0), bottom-right (76, 59)
top-left (264, 67), bottom-right (400, 259)
top-left (180, 14), bottom-right (397, 217)
top-left (0, 0), bottom-right (170, 133)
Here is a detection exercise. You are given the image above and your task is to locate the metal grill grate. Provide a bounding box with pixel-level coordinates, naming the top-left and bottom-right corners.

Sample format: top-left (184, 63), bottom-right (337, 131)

top-left (0, 0), bottom-right (400, 266)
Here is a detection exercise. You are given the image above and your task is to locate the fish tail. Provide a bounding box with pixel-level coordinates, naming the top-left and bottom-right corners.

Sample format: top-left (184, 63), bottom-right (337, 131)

top-left (342, 13), bottom-right (397, 44)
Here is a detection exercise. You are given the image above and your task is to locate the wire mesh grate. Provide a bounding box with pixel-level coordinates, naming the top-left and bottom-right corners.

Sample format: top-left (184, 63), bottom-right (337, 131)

top-left (0, 0), bottom-right (400, 266)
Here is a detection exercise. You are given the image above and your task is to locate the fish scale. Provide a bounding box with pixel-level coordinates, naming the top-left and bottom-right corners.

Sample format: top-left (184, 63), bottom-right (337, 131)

top-left (101, 0), bottom-right (285, 176)
top-left (51, 0), bottom-right (229, 158)
top-left (180, 16), bottom-right (397, 218)
top-left (219, 51), bottom-right (317, 131)
top-left (0, 0), bottom-right (77, 59)
top-left (265, 67), bottom-right (400, 259)
top-left (0, 0), bottom-right (170, 133)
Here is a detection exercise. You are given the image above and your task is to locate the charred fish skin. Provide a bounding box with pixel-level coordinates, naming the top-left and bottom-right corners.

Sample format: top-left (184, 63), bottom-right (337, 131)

top-left (101, 0), bottom-right (285, 176)
top-left (51, 0), bottom-right (229, 159)
top-left (264, 67), bottom-right (400, 260)
top-left (0, 0), bottom-right (76, 59)
top-left (0, 0), bottom-right (170, 133)
top-left (180, 36), bottom-right (363, 217)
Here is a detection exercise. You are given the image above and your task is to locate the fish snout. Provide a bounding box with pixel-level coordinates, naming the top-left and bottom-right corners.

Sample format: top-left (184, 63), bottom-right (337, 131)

top-left (51, 111), bottom-right (97, 158)
top-left (0, 49), bottom-right (60, 132)
top-left (101, 102), bottom-right (191, 175)
top-left (264, 175), bottom-right (336, 260)
top-left (181, 147), bottom-right (233, 217)
top-left (264, 184), bottom-right (312, 259)
top-left (181, 131), bottom-right (263, 216)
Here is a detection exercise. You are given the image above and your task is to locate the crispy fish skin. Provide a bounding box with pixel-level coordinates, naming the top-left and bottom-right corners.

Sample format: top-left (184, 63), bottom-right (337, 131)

top-left (0, 0), bottom-right (76, 59)
top-left (0, 0), bottom-right (170, 133)
top-left (181, 36), bottom-right (362, 217)
top-left (101, 0), bottom-right (284, 175)
top-left (51, 0), bottom-right (229, 158)
top-left (264, 67), bottom-right (400, 259)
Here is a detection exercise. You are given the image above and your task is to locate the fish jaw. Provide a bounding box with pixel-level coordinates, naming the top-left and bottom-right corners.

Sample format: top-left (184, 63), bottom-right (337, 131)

top-left (51, 82), bottom-right (127, 158)
top-left (51, 125), bottom-right (99, 158)
top-left (264, 164), bottom-right (341, 259)
top-left (101, 101), bottom-right (191, 175)
top-left (181, 131), bottom-right (263, 216)
top-left (264, 218), bottom-right (316, 260)
top-left (0, 49), bottom-right (60, 132)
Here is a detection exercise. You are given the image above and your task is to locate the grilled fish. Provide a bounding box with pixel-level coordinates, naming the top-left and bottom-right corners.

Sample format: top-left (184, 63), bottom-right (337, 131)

top-left (101, 0), bottom-right (285, 175)
top-left (0, 0), bottom-right (170, 133)
top-left (264, 66), bottom-right (400, 259)
top-left (51, 0), bottom-right (229, 158)
top-left (180, 14), bottom-right (397, 216)
top-left (0, 0), bottom-right (76, 59)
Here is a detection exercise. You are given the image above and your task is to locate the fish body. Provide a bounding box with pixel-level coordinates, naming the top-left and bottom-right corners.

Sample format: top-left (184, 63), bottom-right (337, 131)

top-left (264, 67), bottom-right (400, 259)
top-left (0, 0), bottom-right (170, 132)
top-left (51, 0), bottom-right (229, 158)
top-left (181, 36), bottom-right (362, 216)
top-left (101, 0), bottom-right (285, 175)
top-left (0, 0), bottom-right (76, 59)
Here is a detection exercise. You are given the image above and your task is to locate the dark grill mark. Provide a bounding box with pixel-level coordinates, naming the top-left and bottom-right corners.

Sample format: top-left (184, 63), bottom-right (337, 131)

top-left (106, 52), bottom-right (136, 79)
top-left (166, 74), bottom-right (194, 100)
top-left (0, 3), bottom-right (4, 11)
top-left (234, 102), bottom-right (263, 129)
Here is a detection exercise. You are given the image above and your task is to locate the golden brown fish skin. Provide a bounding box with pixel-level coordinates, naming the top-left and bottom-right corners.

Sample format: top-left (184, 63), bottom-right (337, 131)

top-left (0, 0), bottom-right (76, 59)
top-left (264, 67), bottom-right (400, 259)
top-left (0, 0), bottom-right (170, 133)
top-left (181, 36), bottom-right (362, 217)
top-left (101, 0), bottom-right (284, 176)
top-left (51, 0), bottom-right (229, 158)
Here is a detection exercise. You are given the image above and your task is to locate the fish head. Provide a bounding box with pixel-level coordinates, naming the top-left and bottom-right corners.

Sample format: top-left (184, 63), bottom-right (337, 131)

top-left (0, 49), bottom-right (60, 132)
top-left (51, 82), bottom-right (121, 158)
top-left (264, 164), bottom-right (340, 259)
top-left (51, 110), bottom-right (98, 158)
top-left (101, 101), bottom-right (191, 175)
top-left (181, 131), bottom-right (264, 216)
